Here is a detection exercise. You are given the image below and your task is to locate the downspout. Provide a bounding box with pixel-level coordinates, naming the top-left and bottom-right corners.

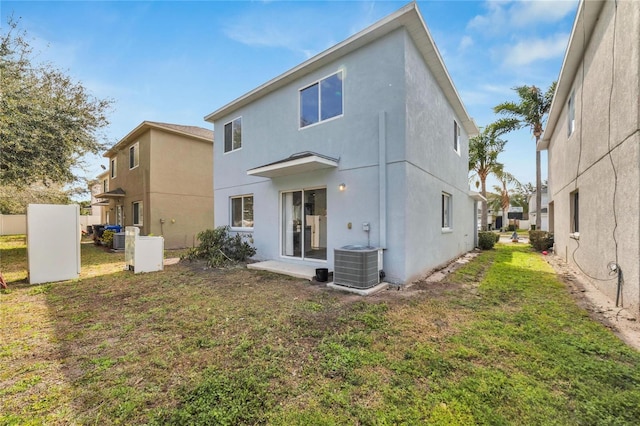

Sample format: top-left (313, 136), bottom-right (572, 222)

top-left (143, 167), bottom-right (149, 235)
top-left (474, 200), bottom-right (479, 248)
top-left (379, 111), bottom-right (387, 249)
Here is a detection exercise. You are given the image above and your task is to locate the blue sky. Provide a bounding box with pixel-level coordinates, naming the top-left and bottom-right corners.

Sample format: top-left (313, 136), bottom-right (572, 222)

top-left (2, 0), bottom-right (578, 192)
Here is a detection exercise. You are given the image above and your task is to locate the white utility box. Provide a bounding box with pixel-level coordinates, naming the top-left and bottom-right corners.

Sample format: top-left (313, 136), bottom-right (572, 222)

top-left (124, 226), bottom-right (164, 274)
top-left (27, 204), bottom-right (81, 284)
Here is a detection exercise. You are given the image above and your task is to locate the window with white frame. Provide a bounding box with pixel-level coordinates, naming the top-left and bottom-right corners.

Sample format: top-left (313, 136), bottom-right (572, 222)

top-left (110, 157), bottom-right (117, 178)
top-left (567, 90), bottom-right (575, 137)
top-left (442, 192), bottom-right (452, 229)
top-left (570, 190), bottom-right (579, 233)
top-left (453, 121), bottom-right (461, 154)
top-left (132, 201), bottom-right (143, 226)
top-left (102, 178), bottom-right (108, 193)
top-left (300, 71), bottom-right (343, 128)
top-left (129, 142), bottom-right (139, 169)
top-left (231, 195), bottom-right (253, 228)
top-left (224, 117), bottom-right (242, 153)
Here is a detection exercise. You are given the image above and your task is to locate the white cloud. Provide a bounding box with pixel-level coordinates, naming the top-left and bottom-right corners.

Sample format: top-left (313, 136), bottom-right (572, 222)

top-left (510, 0), bottom-right (578, 27)
top-left (503, 32), bottom-right (569, 67)
top-left (459, 35), bottom-right (474, 51)
top-left (222, 2), bottom-right (396, 60)
top-left (468, 0), bottom-right (577, 34)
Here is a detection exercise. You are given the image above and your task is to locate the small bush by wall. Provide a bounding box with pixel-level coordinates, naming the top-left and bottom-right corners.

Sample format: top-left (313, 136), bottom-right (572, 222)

top-left (101, 230), bottom-right (115, 248)
top-left (182, 226), bottom-right (256, 268)
top-left (529, 230), bottom-right (554, 252)
top-left (478, 232), bottom-right (497, 250)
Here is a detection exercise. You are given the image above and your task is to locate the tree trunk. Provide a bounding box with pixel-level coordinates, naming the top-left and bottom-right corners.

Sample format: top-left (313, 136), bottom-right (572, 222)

top-left (481, 177), bottom-right (488, 231)
top-left (535, 142), bottom-right (542, 230)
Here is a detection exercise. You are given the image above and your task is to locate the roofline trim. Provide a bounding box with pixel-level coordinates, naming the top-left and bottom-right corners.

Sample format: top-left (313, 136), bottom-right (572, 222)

top-left (204, 3), bottom-right (478, 136)
top-left (104, 121), bottom-right (213, 158)
top-left (540, 0), bottom-right (605, 150)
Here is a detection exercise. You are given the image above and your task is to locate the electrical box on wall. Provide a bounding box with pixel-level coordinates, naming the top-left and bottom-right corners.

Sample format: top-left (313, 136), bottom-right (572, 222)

top-left (362, 222), bottom-right (370, 231)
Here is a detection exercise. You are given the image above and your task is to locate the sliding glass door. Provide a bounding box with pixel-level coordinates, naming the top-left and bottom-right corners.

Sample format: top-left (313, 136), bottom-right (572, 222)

top-left (281, 188), bottom-right (327, 260)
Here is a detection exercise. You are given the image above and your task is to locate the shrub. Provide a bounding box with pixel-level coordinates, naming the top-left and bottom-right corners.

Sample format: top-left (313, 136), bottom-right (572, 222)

top-left (101, 230), bottom-right (115, 248)
top-left (182, 226), bottom-right (256, 268)
top-left (529, 230), bottom-right (554, 252)
top-left (478, 232), bottom-right (497, 250)
top-left (494, 232), bottom-right (501, 243)
top-left (507, 224), bottom-right (517, 232)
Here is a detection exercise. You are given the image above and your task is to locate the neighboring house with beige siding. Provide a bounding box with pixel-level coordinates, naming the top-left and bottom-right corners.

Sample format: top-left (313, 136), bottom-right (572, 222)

top-left (96, 121), bottom-right (214, 249)
top-left (539, 0), bottom-right (639, 315)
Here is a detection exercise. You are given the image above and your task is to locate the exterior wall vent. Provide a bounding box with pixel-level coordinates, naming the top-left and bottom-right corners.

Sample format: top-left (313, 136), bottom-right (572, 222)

top-left (334, 245), bottom-right (382, 289)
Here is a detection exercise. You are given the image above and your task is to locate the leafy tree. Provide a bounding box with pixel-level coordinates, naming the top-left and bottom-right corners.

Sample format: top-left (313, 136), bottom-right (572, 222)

top-left (0, 17), bottom-right (112, 187)
top-left (509, 181), bottom-right (546, 218)
top-left (468, 124), bottom-right (510, 231)
top-left (0, 184), bottom-right (71, 214)
top-left (493, 83), bottom-right (556, 230)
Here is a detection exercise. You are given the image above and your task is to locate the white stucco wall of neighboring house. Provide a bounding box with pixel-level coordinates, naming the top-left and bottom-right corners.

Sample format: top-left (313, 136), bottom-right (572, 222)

top-left (528, 189), bottom-right (549, 231)
top-left (541, 0), bottom-right (639, 314)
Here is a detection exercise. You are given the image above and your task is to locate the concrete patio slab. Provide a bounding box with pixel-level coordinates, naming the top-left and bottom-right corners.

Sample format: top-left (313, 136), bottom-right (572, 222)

top-left (248, 260), bottom-right (388, 296)
top-left (247, 260), bottom-right (319, 280)
top-left (327, 281), bottom-right (389, 296)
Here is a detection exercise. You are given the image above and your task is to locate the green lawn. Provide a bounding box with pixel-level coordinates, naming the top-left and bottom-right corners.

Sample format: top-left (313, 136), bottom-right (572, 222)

top-left (1, 236), bottom-right (639, 425)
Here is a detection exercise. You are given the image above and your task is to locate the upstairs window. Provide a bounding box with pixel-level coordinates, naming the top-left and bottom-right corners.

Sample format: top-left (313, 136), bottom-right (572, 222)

top-left (110, 158), bottom-right (117, 179)
top-left (300, 71), bottom-right (343, 128)
top-left (129, 142), bottom-right (139, 169)
top-left (224, 117), bottom-right (242, 153)
top-left (567, 90), bottom-right (575, 137)
top-left (102, 179), bottom-right (108, 193)
top-left (453, 121), bottom-right (461, 154)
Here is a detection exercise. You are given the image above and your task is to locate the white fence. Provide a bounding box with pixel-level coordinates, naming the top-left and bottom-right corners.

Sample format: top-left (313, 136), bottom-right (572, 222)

top-left (1, 213), bottom-right (102, 235)
top-left (0, 214), bottom-right (26, 235)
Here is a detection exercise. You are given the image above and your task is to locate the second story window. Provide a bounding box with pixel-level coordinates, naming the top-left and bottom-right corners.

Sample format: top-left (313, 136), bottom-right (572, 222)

top-left (453, 121), bottom-right (461, 154)
top-left (102, 178), bottom-right (108, 193)
top-left (300, 71), bottom-right (343, 128)
top-left (224, 117), bottom-right (242, 153)
top-left (129, 142), bottom-right (139, 169)
top-left (110, 157), bottom-right (117, 179)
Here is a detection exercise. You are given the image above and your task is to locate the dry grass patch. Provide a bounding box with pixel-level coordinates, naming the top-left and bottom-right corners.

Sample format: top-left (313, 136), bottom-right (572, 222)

top-left (2, 238), bottom-right (640, 425)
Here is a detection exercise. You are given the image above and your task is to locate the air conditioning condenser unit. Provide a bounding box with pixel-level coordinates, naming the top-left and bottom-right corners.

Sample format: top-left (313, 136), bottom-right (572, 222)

top-left (334, 245), bottom-right (383, 289)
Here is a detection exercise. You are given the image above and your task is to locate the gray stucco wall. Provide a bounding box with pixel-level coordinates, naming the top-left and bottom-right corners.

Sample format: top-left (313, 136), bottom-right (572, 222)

top-left (213, 27), bottom-right (474, 284)
top-left (547, 0), bottom-right (639, 314)
top-left (402, 31), bottom-right (475, 281)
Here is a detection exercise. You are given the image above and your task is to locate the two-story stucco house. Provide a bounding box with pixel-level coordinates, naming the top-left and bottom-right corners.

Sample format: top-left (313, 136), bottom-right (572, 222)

top-left (539, 0), bottom-right (639, 314)
top-left (205, 3), bottom-right (480, 285)
top-left (96, 121), bottom-right (214, 249)
top-left (90, 170), bottom-right (110, 223)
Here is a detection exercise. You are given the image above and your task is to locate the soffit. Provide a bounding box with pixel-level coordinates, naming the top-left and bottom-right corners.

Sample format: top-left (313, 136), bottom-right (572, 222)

top-left (247, 152), bottom-right (339, 178)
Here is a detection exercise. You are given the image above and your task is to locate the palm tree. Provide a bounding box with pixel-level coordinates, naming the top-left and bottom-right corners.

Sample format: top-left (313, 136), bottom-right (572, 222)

top-left (493, 83), bottom-right (556, 229)
top-left (493, 166), bottom-right (521, 230)
top-left (468, 124), bottom-right (508, 230)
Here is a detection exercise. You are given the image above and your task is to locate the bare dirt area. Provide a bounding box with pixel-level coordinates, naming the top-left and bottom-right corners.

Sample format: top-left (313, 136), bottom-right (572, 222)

top-left (542, 254), bottom-right (640, 351)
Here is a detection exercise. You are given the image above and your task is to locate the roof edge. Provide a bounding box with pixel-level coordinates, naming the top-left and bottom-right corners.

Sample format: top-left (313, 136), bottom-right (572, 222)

top-left (541, 0), bottom-right (605, 149)
top-left (204, 2), bottom-right (477, 135)
top-left (104, 121), bottom-right (213, 158)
